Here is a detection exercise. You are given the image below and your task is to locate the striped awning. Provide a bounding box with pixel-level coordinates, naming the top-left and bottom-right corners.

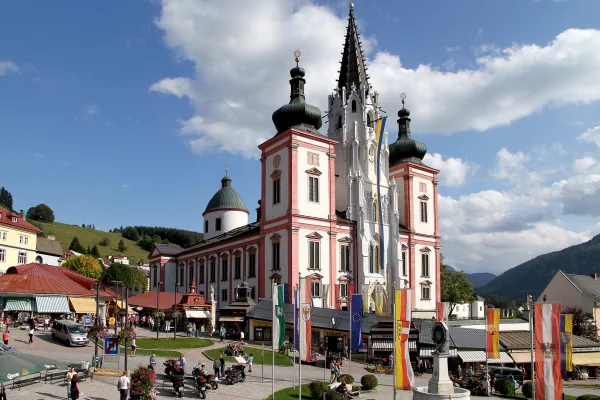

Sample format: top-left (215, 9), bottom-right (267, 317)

top-left (458, 350), bottom-right (514, 364)
top-left (115, 300), bottom-right (135, 315)
top-left (3, 298), bottom-right (34, 312)
top-left (573, 352), bottom-right (600, 367)
top-left (420, 347), bottom-right (458, 357)
top-left (35, 295), bottom-right (71, 314)
top-left (372, 340), bottom-right (393, 350)
top-left (68, 297), bottom-right (97, 314)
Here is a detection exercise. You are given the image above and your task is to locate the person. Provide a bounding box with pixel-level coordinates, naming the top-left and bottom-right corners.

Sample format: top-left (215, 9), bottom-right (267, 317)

top-left (521, 366), bottom-right (526, 381)
top-left (330, 361), bottom-right (337, 383)
top-left (28, 326), bottom-right (34, 344)
top-left (457, 365), bottom-right (462, 377)
top-left (117, 370), bottom-right (130, 400)
top-left (149, 354), bottom-right (156, 371)
top-left (219, 327), bottom-right (225, 343)
top-left (240, 330), bottom-right (245, 345)
top-left (2, 329), bottom-right (8, 345)
top-left (70, 373), bottom-right (80, 399)
top-left (65, 368), bottom-right (77, 400)
top-left (219, 354), bottom-right (225, 377)
top-left (247, 353), bottom-right (254, 373)
top-left (43, 317), bottom-right (49, 331)
top-left (337, 380), bottom-right (349, 396)
top-left (417, 357), bottom-right (423, 374)
top-left (130, 337), bottom-right (136, 357)
top-left (213, 357), bottom-right (221, 378)
top-left (179, 353), bottom-right (186, 370)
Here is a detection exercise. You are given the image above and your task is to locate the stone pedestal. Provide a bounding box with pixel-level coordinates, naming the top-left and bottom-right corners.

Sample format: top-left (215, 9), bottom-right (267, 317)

top-left (427, 351), bottom-right (455, 395)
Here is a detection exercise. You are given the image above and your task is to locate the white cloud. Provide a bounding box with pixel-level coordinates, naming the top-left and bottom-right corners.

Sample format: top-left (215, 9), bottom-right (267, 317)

top-left (572, 156), bottom-right (597, 172)
top-left (120, 183), bottom-right (129, 189)
top-left (0, 61), bottom-right (19, 76)
top-left (578, 125), bottom-right (600, 147)
top-left (85, 104), bottom-right (99, 116)
top-left (149, 77), bottom-right (194, 99)
top-left (423, 153), bottom-right (473, 187)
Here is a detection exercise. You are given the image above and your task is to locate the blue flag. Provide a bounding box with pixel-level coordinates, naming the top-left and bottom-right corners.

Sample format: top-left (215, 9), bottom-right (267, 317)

top-left (350, 294), bottom-right (363, 351)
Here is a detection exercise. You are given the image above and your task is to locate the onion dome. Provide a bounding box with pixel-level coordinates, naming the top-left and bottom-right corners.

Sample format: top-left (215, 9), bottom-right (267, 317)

top-left (272, 51), bottom-right (323, 136)
top-left (203, 173), bottom-right (248, 215)
top-left (389, 94), bottom-right (427, 167)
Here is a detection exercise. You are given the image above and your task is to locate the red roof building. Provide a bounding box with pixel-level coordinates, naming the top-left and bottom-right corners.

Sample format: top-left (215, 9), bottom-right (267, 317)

top-left (128, 291), bottom-right (183, 311)
top-left (0, 206), bottom-right (43, 234)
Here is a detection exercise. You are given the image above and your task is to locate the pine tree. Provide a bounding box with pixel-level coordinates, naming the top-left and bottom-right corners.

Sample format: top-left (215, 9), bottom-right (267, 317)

top-left (69, 236), bottom-right (85, 253)
top-left (91, 245), bottom-right (101, 258)
top-left (86, 245), bottom-right (92, 255)
top-left (0, 187), bottom-right (14, 210)
top-left (118, 239), bottom-right (127, 253)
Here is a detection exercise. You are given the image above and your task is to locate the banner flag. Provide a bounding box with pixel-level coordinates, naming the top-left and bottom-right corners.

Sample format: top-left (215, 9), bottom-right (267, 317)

top-left (486, 308), bottom-right (500, 359)
top-left (272, 283), bottom-right (286, 351)
top-left (560, 314), bottom-right (573, 373)
top-left (394, 289), bottom-right (415, 390)
top-left (298, 277), bottom-right (312, 362)
top-left (350, 294), bottom-right (363, 351)
top-left (375, 117), bottom-right (387, 272)
top-left (534, 303), bottom-right (562, 400)
top-left (437, 302), bottom-right (449, 322)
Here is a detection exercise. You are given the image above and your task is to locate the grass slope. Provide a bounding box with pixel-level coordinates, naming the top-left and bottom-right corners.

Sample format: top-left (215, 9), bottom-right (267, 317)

top-left (264, 384), bottom-right (312, 400)
top-left (38, 221), bottom-right (149, 264)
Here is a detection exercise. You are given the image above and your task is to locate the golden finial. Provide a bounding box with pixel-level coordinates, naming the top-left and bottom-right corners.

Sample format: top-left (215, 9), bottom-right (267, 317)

top-left (349, 2), bottom-right (354, 10)
top-left (400, 92), bottom-right (407, 108)
top-left (294, 50), bottom-right (301, 66)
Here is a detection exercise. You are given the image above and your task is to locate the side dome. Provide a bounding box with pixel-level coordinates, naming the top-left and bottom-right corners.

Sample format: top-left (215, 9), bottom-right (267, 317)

top-left (203, 175), bottom-right (248, 215)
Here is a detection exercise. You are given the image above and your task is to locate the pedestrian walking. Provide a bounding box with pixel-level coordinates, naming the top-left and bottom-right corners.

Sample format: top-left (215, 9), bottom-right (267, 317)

top-left (117, 371), bottom-right (130, 400)
top-left (2, 329), bottom-right (9, 345)
top-left (43, 317), bottom-right (49, 331)
top-left (247, 353), bottom-right (253, 373)
top-left (65, 368), bottom-right (77, 400)
top-left (28, 326), bottom-right (34, 344)
top-left (130, 337), bottom-right (136, 357)
top-left (219, 354), bottom-right (225, 377)
top-left (240, 330), bottom-right (245, 345)
top-left (70, 374), bottom-right (81, 399)
top-left (149, 354), bottom-right (156, 371)
top-left (213, 357), bottom-right (221, 378)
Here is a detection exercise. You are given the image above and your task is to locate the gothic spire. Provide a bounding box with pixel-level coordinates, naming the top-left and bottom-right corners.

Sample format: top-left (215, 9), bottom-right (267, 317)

top-left (337, 3), bottom-right (370, 98)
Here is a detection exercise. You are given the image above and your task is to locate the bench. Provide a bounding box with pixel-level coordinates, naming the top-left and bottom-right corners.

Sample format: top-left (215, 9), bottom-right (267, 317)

top-left (12, 373), bottom-right (42, 390)
top-left (43, 369), bottom-right (67, 384)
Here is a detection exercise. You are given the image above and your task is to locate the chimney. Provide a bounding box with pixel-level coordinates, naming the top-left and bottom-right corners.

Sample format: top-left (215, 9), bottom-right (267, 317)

top-left (256, 200), bottom-right (262, 222)
top-left (18, 210), bottom-right (24, 219)
top-left (592, 273), bottom-right (598, 280)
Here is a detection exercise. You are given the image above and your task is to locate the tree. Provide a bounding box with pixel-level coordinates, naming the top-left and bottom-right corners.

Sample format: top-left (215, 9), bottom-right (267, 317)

top-left (26, 204), bottom-right (55, 223)
top-left (121, 227), bottom-right (140, 241)
top-left (441, 264), bottom-right (476, 315)
top-left (63, 255), bottom-right (103, 279)
top-left (137, 235), bottom-right (154, 251)
top-left (69, 236), bottom-right (86, 253)
top-left (99, 238), bottom-right (110, 247)
top-left (102, 263), bottom-right (148, 293)
top-left (563, 306), bottom-right (599, 341)
top-left (0, 187), bottom-right (13, 210)
top-left (90, 245), bottom-right (101, 258)
top-left (118, 239), bottom-right (127, 253)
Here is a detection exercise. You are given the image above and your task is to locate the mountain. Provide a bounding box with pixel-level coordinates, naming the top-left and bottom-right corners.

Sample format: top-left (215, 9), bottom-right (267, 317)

top-left (477, 233), bottom-right (600, 301)
top-left (444, 265), bottom-right (497, 288)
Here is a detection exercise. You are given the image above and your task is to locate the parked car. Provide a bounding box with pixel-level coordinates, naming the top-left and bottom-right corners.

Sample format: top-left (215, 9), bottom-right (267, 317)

top-left (0, 344), bottom-right (22, 353)
top-left (488, 367), bottom-right (524, 384)
top-left (51, 320), bottom-right (89, 346)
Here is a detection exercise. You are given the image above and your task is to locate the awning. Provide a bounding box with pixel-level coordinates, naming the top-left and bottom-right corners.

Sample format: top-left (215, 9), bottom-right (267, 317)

top-left (509, 352), bottom-right (533, 363)
top-left (458, 350), bottom-right (514, 364)
top-left (220, 316), bottom-right (244, 322)
top-left (573, 352), bottom-right (600, 366)
top-left (3, 298), bottom-right (34, 312)
top-left (372, 340), bottom-right (393, 350)
top-left (420, 348), bottom-right (458, 357)
top-left (68, 297), bottom-right (97, 314)
top-left (408, 339), bottom-right (417, 352)
top-left (35, 295), bottom-right (71, 314)
top-left (186, 310), bottom-right (210, 319)
top-left (115, 300), bottom-right (135, 315)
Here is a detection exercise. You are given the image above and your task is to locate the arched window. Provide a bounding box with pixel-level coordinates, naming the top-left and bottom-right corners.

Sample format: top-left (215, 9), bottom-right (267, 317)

top-left (188, 261), bottom-right (195, 285)
top-left (369, 243), bottom-right (379, 274)
top-left (152, 264), bottom-right (159, 288)
top-left (367, 113), bottom-right (372, 128)
top-left (178, 263), bottom-right (184, 286)
top-left (336, 115), bottom-right (342, 130)
top-left (351, 100), bottom-right (357, 113)
top-left (35, 255), bottom-right (43, 263)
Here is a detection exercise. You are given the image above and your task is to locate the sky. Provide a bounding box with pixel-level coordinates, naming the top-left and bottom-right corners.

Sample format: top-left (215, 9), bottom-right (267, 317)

top-left (2, 0), bottom-right (600, 275)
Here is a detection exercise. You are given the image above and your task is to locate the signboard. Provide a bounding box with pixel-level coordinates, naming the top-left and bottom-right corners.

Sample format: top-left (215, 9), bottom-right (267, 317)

top-left (83, 315), bottom-right (91, 327)
top-left (108, 317), bottom-right (115, 330)
top-left (371, 334), bottom-right (394, 339)
top-left (103, 338), bottom-right (119, 355)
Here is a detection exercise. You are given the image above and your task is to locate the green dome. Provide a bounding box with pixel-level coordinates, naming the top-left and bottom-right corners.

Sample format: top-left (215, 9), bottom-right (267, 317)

top-left (203, 175), bottom-right (248, 215)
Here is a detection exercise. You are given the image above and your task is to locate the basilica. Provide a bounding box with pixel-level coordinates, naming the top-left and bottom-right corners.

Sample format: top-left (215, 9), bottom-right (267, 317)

top-left (148, 5), bottom-right (440, 319)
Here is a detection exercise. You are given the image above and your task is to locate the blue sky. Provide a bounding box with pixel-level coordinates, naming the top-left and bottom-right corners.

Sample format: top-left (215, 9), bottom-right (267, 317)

top-left (2, 0), bottom-right (600, 274)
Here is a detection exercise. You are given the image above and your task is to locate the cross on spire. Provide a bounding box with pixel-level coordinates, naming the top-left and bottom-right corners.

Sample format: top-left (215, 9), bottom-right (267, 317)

top-left (225, 164), bottom-right (228, 176)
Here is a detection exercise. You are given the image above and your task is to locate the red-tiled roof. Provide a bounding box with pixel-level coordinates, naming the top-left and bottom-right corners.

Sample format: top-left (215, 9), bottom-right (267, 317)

top-left (0, 206), bottom-right (43, 234)
top-left (128, 291), bottom-right (184, 311)
top-left (0, 263), bottom-right (114, 296)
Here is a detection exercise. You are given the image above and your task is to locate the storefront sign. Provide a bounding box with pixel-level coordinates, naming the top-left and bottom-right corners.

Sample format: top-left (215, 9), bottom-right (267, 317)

top-left (324, 330), bottom-right (347, 337)
top-left (371, 334), bottom-right (393, 339)
top-left (253, 320), bottom-right (271, 327)
top-left (574, 347), bottom-right (600, 352)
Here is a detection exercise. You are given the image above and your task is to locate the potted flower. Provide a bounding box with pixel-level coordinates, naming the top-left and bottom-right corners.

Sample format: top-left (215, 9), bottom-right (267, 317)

top-left (129, 366), bottom-right (157, 400)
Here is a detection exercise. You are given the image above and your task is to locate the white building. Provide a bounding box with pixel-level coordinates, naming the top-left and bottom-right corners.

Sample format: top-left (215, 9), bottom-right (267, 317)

top-left (34, 236), bottom-right (63, 266)
top-left (148, 5), bottom-right (441, 318)
top-left (448, 296), bottom-right (486, 319)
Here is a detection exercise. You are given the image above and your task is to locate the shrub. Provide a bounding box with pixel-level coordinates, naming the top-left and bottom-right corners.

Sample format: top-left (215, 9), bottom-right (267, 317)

top-left (99, 238), bottom-right (110, 247)
top-left (494, 378), bottom-right (513, 395)
top-left (522, 381), bottom-right (533, 398)
top-left (129, 366), bottom-right (157, 400)
top-left (308, 381), bottom-right (329, 399)
top-left (360, 374), bottom-right (378, 390)
top-left (576, 396), bottom-right (600, 400)
top-left (338, 374), bottom-right (354, 384)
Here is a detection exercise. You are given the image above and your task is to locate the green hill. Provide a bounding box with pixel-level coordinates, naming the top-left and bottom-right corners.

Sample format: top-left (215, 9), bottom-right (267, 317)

top-left (37, 222), bottom-right (150, 264)
top-left (477, 233), bottom-right (600, 301)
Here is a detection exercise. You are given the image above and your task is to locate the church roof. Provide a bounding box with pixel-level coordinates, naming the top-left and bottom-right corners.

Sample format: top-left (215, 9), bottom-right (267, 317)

top-left (337, 4), bottom-right (370, 98)
top-left (389, 101), bottom-right (429, 167)
top-left (203, 174), bottom-right (248, 215)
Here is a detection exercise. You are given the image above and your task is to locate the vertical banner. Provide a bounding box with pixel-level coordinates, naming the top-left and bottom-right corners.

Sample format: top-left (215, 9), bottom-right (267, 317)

top-left (350, 294), bottom-right (363, 351)
top-left (272, 284), bottom-right (286, 351)
top-left (283, 283), bottom-right (290, 304)
top-left (294, 288), bottom-right (300, 351)
top-left (394, 289), bottom-right (415, 390)
top-left (375, 285), bottom-right (385, 315)
top-left (375, 117), bottom-right (388, 272)
top-left (322, 284), bottom-right (329, 309)
top-left (348, 283), bottom-right (355, 295)
top-left (437, 302), bottom-right (449, 322)
top-left (334, 284), bottom-right (340, 310)
top-left (560, 314), bottom-right (573, 373)
top-left (298, 277), bottom-right (312, 362)
top-left (362, 286), bottom-right (369, 313)
top-left (486, 308), bottom-right (500, 359)
top-left (534, 303), bottom-right (562, 400)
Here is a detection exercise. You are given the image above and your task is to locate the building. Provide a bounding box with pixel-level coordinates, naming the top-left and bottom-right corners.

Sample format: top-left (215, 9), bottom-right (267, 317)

top-left (148, 5), bottom-right (441, 319)
top-left (448, 296), bottom-right (486, 319)
top-left (108, 255), bottom-right (129, 265)
top-left (35, 236), bottom-right (64, 266)
top-left (0, 206), bottom-right (42, 273)
top-left (538, 270), bottom-right (600, 332)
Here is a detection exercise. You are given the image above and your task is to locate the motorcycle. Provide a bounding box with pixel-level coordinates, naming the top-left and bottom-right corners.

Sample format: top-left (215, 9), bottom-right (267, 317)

top-left (170, 374), bottom-right (185, 398)
top-left (192, 366), bottom-right (219, 390)
top-left (195, 375), bottom-right (208, 399)
top-left (164, 359), bottom-right (184, 377)
top-left (224, 364), bottom-right (246, 385)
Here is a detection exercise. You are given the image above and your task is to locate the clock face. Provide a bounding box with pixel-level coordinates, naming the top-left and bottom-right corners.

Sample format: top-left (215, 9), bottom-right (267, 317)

top-left (273, 155), bottom-right (281, 169)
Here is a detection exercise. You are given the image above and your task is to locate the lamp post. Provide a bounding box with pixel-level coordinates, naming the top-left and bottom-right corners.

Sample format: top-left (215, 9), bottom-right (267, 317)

top-left (156, 281), bottom-right (163, 340)
top-left (174, 284), bottom-right (178, 340)
top-left (111, 280), bottom-right (123, 335)
top-left (124, 284), bottom-right (131, 372)
top-left (93, 281), bottom-right (101, 367)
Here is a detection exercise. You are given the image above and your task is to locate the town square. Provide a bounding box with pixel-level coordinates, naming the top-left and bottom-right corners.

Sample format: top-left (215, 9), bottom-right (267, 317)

top-left (1, 0), bottom-right (600, 399)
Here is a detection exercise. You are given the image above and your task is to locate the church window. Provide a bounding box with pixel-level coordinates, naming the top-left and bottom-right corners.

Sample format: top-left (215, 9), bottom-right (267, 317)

top-left (199, 262), bottom-right (205, 284)
top-left (308, 152), bottom-right (319, 166)
top-left (234, 256), bottom-right (241, 280)
top-left (204, 220), bottom-right (208, 233)
top-left (369, 243), bottom-right (379, 274)
top-left (189, 262), bottom-right (195, 285)
top-left (336, 115), bottom-right (342, 130)
top-left (340, 244), bottom-right (350, 272)
top-left (210, 260), bottom-right (216, 282)
top-left (272, 242), bottom-right (280, 270)
top-left (421, 253), bottom-right (430, 277)
top-left (421, 285), bottom-right (431, 300)
top-left (152, 264), bottom-right (158, 287)
top-left (420, 182), bottom-right (427, 192)
top-left (216, 218), bottom-right (222, 231)
top-left (273, 178), bottom-right (281, 205)
top-left (351, 100), bottom-right (357, 113)
top-left (420, 201), bottom-right (428, 223)
top-left (402, 251), bottom-right (407, 276)
top-left (221, 258), bottom-right (228, 281)
top-left (178, 263), bottom-right (184, 286)
top-left (340, 283), bottom-right (348, 297)
top-left (248, 250), bottom-right (256, 278)
top-left (221, 289), bottom-right (228, 302)
top-left (309, 240), bottom-right (320, 270)
top-left (311, 281), bottom-right (321, 298)
top-left (308, 176), bottom-right (319, 202)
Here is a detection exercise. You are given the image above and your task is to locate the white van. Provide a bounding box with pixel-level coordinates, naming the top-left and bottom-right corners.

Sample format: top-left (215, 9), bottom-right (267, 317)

top-left (51, 320), bottom-right (89, 346)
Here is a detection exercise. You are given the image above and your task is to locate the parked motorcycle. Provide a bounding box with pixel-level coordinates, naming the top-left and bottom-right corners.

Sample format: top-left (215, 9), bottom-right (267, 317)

top-left (224, 364), bottom-right (246, 385)
top-left (192, 366), bottom-right (219, 390)
top-left (195, 375), bottom-right (208, 399)
top-left (164, 359), bottom-right (184, 377)
top-left (170, 373), bottom-right (185, 398)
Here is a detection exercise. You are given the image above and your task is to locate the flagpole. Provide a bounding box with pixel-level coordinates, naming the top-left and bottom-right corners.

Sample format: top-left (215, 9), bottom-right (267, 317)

top-left (348, 293), bottom-right (352, 378)
top-left (392, 283), bottom-right (397, 400)
top-left (271, 280), bottom-right (275, 400)
top-left (528, 295), bottom-right (535, 400)
top-left (299, 271), bottom-right (303, 400)
top-left (293, 286), bottom-right (296, 391)
top-left (485, 304), bottom-right (489, 385)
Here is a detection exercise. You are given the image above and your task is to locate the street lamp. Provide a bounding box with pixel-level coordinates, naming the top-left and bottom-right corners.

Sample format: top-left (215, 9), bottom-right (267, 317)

top-left (174, 283), bottom-right (178, 340)
top-left (92, 281), bottom-right (101, 366)
top-left (156, 281), bottom-right (163, 340)
top-left (110, 280), bottom-right (123, 335)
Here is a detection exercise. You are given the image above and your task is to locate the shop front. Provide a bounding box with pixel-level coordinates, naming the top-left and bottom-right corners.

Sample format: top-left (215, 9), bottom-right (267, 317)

top-left (175, 281), bottom-right (211, 335)
top-left (219, 282), bottom-right (256, 340)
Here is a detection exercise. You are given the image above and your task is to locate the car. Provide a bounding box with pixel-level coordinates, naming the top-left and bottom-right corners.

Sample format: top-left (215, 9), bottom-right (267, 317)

top-left (51, 320), bottom-right (89, 346)
top-left (0, 344), bottom-right (22, 353)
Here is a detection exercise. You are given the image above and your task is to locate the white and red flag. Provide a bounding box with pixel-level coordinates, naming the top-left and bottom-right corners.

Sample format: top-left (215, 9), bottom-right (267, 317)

top-left (437, 302), bottom-right (449, 322)
top-left (298, 277), bottom-right (312, 363)
top-left (534, 303), bottom-right (563, 400)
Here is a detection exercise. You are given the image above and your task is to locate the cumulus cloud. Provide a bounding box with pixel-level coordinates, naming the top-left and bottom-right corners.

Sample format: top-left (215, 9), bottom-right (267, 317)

top-left (151, 0), bottom-right (600, 157)
top-left (0, 61), bottom-right (19, 76)
top-left (423, 153), bottom-right (473, 187)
